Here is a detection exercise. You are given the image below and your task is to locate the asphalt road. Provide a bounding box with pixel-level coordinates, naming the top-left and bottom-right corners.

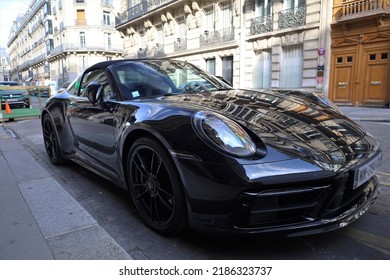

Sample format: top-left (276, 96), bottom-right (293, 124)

top-left (2, 117), bottom-right (390, 260)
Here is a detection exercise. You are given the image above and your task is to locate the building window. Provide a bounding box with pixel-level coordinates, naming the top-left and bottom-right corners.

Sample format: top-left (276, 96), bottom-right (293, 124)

top-left (45, 20), bottom-right (53, 35)
top-left (43, 1), bottom-right (52, 16)
top-left (77, 9), bottom-right (86, 25)
top-left (79, 56), bottom-right (88, 72)
top-left (222, 56), bottom-right (233, 86)
top-left (80, 32), bottom-right (86, 48)
top-left (220, 1), bottom-right (233, 28)
top-left (105, 33), bottom-right (112, 49)
top-left (204, 5), bottom-right (215, 33)
top-left (253, 50), bottom-right (271, 89)
top-left (280, 44), bottom-right (303, 88)
top-left (283, 0), bottom-right (305, 10)
top-left (256, 0), bottom-right (272, 17)
top-left (176, 16), bottom-right (186, 39)
top-left (206, 58), bottom-right (216, 76)
top-left (103, 11), bottom-right (111, 25)
top-left (46, 39), bottom-right (54, 55)
top-left (156, 24), bottom-right (164, 43)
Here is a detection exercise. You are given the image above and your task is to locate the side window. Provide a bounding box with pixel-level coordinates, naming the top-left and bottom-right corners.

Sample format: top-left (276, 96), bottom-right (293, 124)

top-left (80, 69), bottom-right (115, 100)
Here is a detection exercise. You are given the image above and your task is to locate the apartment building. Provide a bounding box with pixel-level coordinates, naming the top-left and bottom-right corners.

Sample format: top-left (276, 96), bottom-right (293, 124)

top-left (7, 0), bottom-right (124, 88)
top-left (116, 0), bottom-right (332, 93)
top-left (329, 0), bottom-right (390, 107)
top-left (0, 48), bottom-right (11, 82)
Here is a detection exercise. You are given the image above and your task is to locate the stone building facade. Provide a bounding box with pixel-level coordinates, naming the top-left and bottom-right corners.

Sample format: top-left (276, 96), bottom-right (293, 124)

top-left (116, 0), bottom-right (332, 93)
top-left (7, 0), bottom-right (123, 88)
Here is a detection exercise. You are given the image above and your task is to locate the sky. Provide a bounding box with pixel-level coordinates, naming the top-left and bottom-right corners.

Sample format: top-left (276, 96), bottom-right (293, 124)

top-left (0, 0), bottom-right (32, 49)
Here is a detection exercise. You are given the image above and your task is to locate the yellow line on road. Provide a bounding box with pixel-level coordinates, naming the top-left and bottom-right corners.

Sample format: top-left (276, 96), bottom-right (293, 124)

top-left (342, 228), bottom-right (390, 256)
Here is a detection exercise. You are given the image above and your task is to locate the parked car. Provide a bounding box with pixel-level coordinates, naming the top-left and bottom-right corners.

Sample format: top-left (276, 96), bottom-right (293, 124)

top-left (41, 59), bottom-right (382, 236)
top-left (27, 87), bottom-right (50, 97)
top-left (0, 81), bottom-right (30, 109)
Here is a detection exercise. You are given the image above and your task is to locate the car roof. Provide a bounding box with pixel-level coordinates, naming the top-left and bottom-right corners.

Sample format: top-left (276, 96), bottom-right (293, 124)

top-left (84, 59), bottom-right (182, 72)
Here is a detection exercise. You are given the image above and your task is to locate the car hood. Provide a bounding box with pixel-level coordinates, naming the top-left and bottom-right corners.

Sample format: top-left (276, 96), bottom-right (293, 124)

top-left (160, 89), bottom-right (367, 159)
top-left (0, 89), bottom-right (26, 95)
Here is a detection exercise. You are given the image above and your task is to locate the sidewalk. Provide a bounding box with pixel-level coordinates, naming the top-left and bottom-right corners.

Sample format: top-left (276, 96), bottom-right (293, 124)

top-left (340, 106), bottom-right (390, 122)
top-left (0, 126), bottom-right (131, 260)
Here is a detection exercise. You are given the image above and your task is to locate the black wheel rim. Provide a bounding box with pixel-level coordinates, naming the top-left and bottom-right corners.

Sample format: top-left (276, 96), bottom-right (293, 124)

top-left (129, 145), bottom-right (175, 228)
top-left (43, 118), bottom-right (58, 162)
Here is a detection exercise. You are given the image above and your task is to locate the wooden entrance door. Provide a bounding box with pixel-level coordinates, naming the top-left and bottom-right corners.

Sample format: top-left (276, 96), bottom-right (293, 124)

top-left (330, 52), bottom-right (356, 105)
top-left (362, 50), bottom-right (390, 106)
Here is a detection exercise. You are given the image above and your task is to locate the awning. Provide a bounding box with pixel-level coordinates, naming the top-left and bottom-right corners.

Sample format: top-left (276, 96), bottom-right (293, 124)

top-left (25, 77), bottom-right (33, 82)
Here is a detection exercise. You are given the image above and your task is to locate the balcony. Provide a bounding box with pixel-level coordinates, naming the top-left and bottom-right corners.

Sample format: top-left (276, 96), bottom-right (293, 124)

top-left (117, 0), bottom-right (177, 27)
top-left (174, 38), bottom-right (187, 52)
top-left (199, 28), bottom-right (235, 47)
top-left (137, 48), bottom-right (147, 59)
top-left (250, 14), bottom-right (273, 35)
top-left (48, 43), bottom-right (124, 57)
top-left (75, 19), bottom-right (87, 26)
top-left (278, 6), bottom-right (306, 30)
top-left (333, 0), bottom-right (388, 21)
top-left (154, 43), bottom-right (165, 57)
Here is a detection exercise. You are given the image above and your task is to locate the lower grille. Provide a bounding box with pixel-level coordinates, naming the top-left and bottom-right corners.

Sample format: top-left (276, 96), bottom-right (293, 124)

top-left (235, 175), bottom-right (379, 229)
top-left (240, 185), bottom-right (331, 227)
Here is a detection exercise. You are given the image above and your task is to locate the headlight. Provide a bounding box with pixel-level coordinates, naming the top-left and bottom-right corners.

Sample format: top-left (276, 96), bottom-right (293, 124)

top-left (192, 111), bottom-right (256, 157)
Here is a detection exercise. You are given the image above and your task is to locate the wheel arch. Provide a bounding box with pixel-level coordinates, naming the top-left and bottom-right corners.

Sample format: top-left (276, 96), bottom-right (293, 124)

top-left (121, 128), bottom-right (180, 187)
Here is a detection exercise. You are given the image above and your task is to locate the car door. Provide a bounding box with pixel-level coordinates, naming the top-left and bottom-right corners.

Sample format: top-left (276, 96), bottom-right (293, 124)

top-left (67, 68), bottom-right (121, 180)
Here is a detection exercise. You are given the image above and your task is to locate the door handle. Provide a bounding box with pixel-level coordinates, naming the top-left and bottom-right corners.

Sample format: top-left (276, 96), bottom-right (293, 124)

top-left (371, 81), bottom-right (382, 85)
top-left (338, 82), bottom-right (348, 88)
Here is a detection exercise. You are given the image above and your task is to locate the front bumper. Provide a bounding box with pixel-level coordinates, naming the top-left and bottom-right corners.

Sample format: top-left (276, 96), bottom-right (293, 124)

top-left (1, 98), bottom-right (30, 108)
top-left (174, 149), bottom-right (381, 236)
top-left (188, 175), bottom-right (380, 237)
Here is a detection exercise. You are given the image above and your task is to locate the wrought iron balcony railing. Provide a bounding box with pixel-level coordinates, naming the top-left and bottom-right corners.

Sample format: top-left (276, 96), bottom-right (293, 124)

top-left (174, 38), bottom-right (187, 52)
top-left (137, 48), bottom-right (148, 59)
top-left (117, 0), bottom-right (177, 26)
top-left (278, 6), bottom-right (306, 30)
top-left (154, 43), bottom-right (165, 56)
top-left (200, 27), bottom-right (235, 47)
top-left (250, 14), bottom-right (273, 35)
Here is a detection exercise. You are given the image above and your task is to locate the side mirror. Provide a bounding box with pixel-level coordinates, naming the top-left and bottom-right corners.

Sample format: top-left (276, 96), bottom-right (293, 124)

top-left (85, 82), bottom-right (104, 105)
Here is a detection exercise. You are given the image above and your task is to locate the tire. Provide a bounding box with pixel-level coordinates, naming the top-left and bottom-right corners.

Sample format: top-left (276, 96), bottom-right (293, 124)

top-left (42, 114), bottom-right (65, 165)
top-left (127, 137), bottom-right (187, 234)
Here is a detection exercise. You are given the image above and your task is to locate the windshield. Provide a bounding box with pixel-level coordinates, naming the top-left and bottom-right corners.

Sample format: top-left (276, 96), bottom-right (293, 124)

top-left (109, 60), bottom-right (232, 100)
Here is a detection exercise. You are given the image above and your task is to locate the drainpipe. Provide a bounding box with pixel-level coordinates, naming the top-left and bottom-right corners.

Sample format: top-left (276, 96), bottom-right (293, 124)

top-left (239, 0), bottom-right (245, 88)
top-left (319, 0), bottom-right (332, 97)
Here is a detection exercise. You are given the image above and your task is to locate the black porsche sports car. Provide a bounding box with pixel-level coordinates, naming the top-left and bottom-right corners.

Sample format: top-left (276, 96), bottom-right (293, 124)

top-left (41, 59), bottom-right (382, 237)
